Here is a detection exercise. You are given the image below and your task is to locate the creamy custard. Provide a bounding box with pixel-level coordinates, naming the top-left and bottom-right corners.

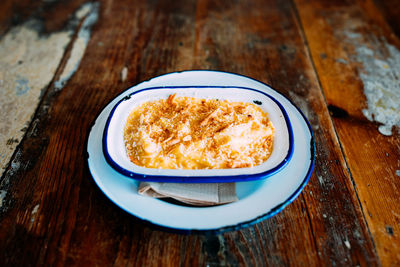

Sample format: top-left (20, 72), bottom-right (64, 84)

top-left (124, 94), bottom-right (274, 169)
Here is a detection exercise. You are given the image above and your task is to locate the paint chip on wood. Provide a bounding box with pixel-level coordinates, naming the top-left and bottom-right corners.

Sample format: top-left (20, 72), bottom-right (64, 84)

top-left (341, 31), bottom-right (400, 136)
top-left (0, 23), bottom-right (71, 178)
top-left (75, 2), bottom-right (94, 20)
top-left (336, 58), bottom-right (348, 64)
top-left (0, 2), bottom-right (99, 178)
top-left (31, 204), bottom-right (39, 215)
top-left (0, 190), bottom-right (6, 207)
top-left (317, 175), bottom-right (324, 185)
top-left (54, 2), bottom-right (99, 90)
top-left (121, 67), bottom-right (128, 82)
top-left (344, 239), bottom-right (351, 249)
top-left (30, 204), bottom-right (40, 225)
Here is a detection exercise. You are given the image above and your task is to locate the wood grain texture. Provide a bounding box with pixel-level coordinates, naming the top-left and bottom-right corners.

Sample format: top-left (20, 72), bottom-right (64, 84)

top-left (0, 0), bottom-right (97, 178)
top-left (373, 0), bottom-right (400, 39)
top-left (192, 2), bottom-right (378, 266)
top-left (294, 0), bottom-right (400, 265)
top-left (0, 0), bottom-right (394, 265)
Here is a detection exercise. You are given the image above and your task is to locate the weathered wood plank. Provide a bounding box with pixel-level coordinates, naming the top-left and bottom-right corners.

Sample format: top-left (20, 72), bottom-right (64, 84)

top-left (0, 0), bottom-right (96, 178)
top-left (0, 0), bottom-right (383, 265)
top-left (195, 2), bottom-right (375, 264)
top-left (294, 0), bottom-right (400, 265)
top-left (0, 0), bottom-right (200, 266)
top-left (191, 0), bottom-right (377, 264)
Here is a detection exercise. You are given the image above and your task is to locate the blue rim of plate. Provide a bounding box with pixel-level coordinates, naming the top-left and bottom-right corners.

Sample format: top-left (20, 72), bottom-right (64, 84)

top-left (102, 86), bottom-right (295, 183)
top-left (87, 70), bottom-right (316, 235)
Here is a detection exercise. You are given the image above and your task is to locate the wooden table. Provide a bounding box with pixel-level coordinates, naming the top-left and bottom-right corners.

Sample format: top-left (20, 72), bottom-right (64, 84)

top-left (1, 0), bottom-right (399, 265)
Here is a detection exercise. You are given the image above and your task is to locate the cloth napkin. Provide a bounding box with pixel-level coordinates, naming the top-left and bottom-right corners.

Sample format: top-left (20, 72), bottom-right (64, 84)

top-left (138, 182), bottom-right (238, 206)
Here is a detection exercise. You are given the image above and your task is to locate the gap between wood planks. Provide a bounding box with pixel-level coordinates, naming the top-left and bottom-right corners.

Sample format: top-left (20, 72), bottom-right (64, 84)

top-left (288, 0), bottom-right (379, 260)
top-left (0, 2), bottom-right (98, 211)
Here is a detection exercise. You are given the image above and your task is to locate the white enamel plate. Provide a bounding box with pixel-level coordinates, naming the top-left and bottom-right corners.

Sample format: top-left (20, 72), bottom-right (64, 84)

top-left (87, 70), bottom-right (315, 233)
top-left (103, 86), bottom-right (294, 182)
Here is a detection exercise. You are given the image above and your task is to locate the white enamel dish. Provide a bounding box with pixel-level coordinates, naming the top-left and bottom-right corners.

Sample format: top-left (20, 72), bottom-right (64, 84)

top-left (87, 70), bottom-right (315, 233)
top-left (103, 86), bottom-right (294, 182)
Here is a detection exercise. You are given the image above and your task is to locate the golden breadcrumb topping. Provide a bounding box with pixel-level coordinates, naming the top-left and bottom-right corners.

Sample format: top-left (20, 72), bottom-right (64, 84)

top-left (124, 94), bottom-right (274, 169)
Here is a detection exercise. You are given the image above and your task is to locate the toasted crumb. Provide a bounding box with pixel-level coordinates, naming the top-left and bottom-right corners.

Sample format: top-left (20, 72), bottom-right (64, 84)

top-left (124, 95), bottom-right (274, 169)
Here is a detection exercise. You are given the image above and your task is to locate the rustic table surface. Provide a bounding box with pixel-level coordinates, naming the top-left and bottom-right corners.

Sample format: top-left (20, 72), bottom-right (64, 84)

top-left (0, 0), bottom-right (399, 266)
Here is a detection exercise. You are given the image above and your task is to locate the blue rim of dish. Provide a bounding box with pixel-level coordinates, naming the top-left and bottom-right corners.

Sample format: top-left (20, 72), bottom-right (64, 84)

top-left (87, 70), bottom-right (316, 234)
top-left (102, 85), bottom-right (295, 183)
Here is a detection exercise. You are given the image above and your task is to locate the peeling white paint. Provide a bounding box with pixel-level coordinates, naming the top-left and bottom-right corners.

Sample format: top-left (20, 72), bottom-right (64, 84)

top-left (75, 2), bottom-right (94, 20)
top-left (396, 170), bottom-right (400, 177)
top-left (31, 204), bottom-right (39, 215)
top-left (0, 23), bottom-right (71, 178)
top-left (344, 31), bottom-right (362, 40)
top-left (54, 2), bottom-right (99, 90)
top-left (0, 190), bottom-right (6, 207)
top-left (317, 175), bottom-right (324, 185)
top-left (0, 2), bottom-right (99, 178)
top-left (30, 204), bottom-right (40, 225)
top-left (30, 204), bottom-right (39, 230)
top-left (336, 58), bottom-right (348, 64)
top-left (344, 239), bottom-right (351, 249)
top-left (342, 31), bottom-right (400, 136)
top-left (121, 66), bottom-right (128, 82)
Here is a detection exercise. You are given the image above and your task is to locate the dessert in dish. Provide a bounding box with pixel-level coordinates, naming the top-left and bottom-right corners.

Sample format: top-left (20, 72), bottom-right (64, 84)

top-left (124, 94), bottom-right (275, 169)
